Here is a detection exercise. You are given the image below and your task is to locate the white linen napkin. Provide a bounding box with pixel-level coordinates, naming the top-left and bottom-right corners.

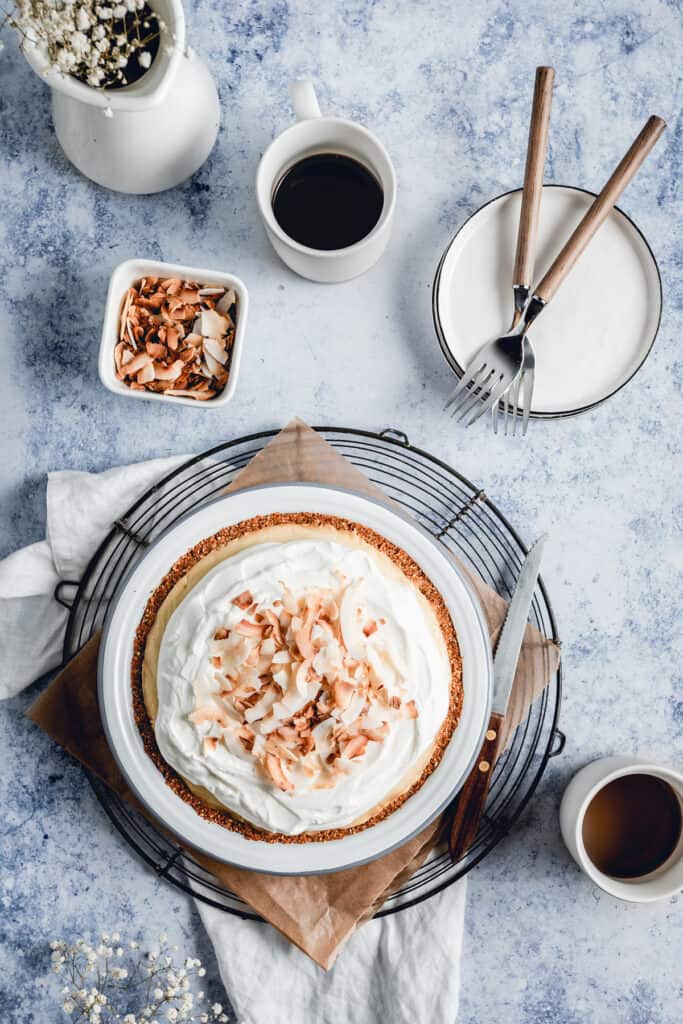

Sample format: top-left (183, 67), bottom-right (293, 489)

top-left (0, 455), bottom-right (188, 698)
top-left (196, 879), bottom-right (466, 1024)
top-left (0, 456), bottom-right (466, 1022)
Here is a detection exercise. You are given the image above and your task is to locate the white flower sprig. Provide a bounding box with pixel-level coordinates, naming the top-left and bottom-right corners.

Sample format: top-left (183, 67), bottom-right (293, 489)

top-left (50, 932), bottom-right (230, 1023)
top-left (2, 0), bottom-right (171, 90)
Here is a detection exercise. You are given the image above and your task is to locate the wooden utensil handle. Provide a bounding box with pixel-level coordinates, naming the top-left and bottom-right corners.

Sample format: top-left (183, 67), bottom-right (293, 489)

top-left (512, 66), bottom-right (555, 292)
top-left (449, 711), bottom-right (504, 861)
top-left (535, 115), bottom-right (666, 304)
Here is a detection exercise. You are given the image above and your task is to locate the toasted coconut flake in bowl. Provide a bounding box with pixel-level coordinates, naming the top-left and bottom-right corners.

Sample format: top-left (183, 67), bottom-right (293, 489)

top-left (115, 275), bottom-right (238, 402)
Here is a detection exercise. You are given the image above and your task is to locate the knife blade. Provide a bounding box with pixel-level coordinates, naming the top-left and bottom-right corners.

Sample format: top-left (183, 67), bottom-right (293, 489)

top-left (492, 532), bottom-right (547, 716)
top-left (449, 533), bottom-right (547, 861)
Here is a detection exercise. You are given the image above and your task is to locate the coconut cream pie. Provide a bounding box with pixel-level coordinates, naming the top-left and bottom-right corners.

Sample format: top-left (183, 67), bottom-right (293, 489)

top-left (132, 513), bottom-right (463, 842)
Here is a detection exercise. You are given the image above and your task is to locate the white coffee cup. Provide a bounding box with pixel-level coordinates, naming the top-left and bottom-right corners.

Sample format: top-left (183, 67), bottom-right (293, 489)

top-left (256, 80), bottom-right (397, 283)
top-left (559, 756), bottom-right (683, 902)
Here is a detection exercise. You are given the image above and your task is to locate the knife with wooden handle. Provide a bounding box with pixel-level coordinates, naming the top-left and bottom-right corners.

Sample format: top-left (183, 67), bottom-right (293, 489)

top-left (449, 534), bottom-right (547, 861)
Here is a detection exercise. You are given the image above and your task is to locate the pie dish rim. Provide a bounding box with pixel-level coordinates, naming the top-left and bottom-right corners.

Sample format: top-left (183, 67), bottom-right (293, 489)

top-left (98, 482), bottom-right (493, 875)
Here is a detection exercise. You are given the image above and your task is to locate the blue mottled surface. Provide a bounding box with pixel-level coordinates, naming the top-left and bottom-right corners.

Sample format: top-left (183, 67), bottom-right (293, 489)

top-left (1, 1), bottom-right (682, 1021)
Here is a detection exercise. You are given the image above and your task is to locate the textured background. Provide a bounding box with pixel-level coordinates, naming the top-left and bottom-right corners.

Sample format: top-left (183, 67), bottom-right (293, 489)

top-left (1, 0), bottom-right (682, 1021)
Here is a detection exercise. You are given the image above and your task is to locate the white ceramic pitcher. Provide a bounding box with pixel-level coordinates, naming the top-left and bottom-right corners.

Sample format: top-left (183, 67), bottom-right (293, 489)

top-left (21, 0), bottom-right (220, 194)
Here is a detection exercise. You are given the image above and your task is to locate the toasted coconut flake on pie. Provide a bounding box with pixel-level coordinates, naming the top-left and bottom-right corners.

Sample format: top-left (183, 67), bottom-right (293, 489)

top-left (189, 705), bottom-right (230, 729)
top-left (182, 569), bottom-right (428, 802)
top-left (233, 619), bottom-right (264, 638)
top-left (265, 752), bottom-right (294, 792)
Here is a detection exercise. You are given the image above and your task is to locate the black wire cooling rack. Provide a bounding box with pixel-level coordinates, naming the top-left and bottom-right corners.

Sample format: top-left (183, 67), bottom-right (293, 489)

top-left (58, 426), bottom-right (564, 919)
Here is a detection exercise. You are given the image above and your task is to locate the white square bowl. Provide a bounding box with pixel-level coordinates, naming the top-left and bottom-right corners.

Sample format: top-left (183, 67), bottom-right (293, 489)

top-left (98, 258), bottom-right (249, 409)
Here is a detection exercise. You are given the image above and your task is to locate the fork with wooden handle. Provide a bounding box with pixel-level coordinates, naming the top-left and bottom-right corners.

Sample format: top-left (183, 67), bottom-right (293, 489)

top-left (449, 115), bottom-right (666, 430)
top-left (493, 66), bottom-right (554, 436)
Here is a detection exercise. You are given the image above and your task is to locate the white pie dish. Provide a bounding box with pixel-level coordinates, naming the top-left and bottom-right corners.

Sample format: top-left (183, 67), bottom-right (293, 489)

top-left (98, 258), bottom-right (249, 409)
top-left (98, 483), bottom-right (492, 874)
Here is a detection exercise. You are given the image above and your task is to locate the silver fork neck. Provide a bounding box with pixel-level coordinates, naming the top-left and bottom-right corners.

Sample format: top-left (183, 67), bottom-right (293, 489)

top-left (513, 283), bottom-right (531, 318)
top-left (520, 293), bottom-right (546, 333)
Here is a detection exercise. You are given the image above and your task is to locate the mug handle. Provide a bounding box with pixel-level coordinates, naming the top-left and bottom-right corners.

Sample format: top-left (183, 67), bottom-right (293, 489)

top-left (289, 80), bottom-right (322, 121)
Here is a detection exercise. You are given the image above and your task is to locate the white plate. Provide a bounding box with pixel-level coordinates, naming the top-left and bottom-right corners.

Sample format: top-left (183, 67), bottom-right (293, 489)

top-left (99, 483), bottom-right (492, 874)
top-left (433, 185), bottom-right (662, 417)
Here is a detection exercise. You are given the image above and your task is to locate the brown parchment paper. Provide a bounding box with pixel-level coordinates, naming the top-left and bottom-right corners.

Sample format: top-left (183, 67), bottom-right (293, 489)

top-left (27, 419), bottom-right (560, 969)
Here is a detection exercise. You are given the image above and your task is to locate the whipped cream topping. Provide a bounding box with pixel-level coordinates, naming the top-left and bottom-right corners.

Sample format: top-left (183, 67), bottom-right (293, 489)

top-left (154, 539), bottom-right (451, 835)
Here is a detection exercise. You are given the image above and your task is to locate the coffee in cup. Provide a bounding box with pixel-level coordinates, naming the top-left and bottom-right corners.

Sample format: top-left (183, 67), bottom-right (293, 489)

top-left (581, 772), bottom-right (682, 879)
top-left (560, 757), bottom-right (683, 902)
top-left (272, 152), bottom-right (384, 251)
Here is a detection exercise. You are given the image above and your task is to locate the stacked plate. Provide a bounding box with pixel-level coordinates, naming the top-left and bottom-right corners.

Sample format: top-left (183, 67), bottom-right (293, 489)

top-left (433, 185), bottom-right (662, 418)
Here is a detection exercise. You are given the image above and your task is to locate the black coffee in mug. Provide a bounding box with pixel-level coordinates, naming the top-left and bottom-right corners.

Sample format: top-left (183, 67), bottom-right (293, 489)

top-left (582, 773), bottom-right (683, 878)
top-left (272, 153), bottom-right (384, 251)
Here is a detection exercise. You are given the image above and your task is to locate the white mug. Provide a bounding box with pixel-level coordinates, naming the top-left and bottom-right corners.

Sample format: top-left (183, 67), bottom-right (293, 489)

top-left (256, 80), bottom-right (397, 283)
top-left (559, 756), bottom-right (683, 902)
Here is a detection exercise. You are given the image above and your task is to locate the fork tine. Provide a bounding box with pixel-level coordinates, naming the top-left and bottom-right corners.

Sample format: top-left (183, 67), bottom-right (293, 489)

top-left (446, 368), bottom-right (486, 420)
top-left (492, 399), bottom-right (499, 434)
top-left (465, 373), bottom-right (512, 427)
top-left (502, 384), bottom-right (510, 436)
top-left (456, 370), bottom-right (497, 426)
top-left (449, 365), bottom-right (490, 421)
top-left (521, 368), bottom-right (534, 436)
top-left (444, 360), bottom-right (486, 412)
top-left (466, 372), bottom-right (505, 428)
top-left (457, 368), bottom-right (494, 422)
top-left (510, 372), bottom-right (522, 438)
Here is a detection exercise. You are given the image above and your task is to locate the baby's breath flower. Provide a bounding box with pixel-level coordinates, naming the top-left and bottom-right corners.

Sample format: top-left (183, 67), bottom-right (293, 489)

top-left (8, 0), bottom-right (166, 92)
top-left (49, 931), bottom-right (226, 1023)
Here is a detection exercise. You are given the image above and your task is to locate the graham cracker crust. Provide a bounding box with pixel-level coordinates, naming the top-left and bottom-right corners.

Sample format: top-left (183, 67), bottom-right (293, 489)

top-left (131, 512), bottom-right (463, 844)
